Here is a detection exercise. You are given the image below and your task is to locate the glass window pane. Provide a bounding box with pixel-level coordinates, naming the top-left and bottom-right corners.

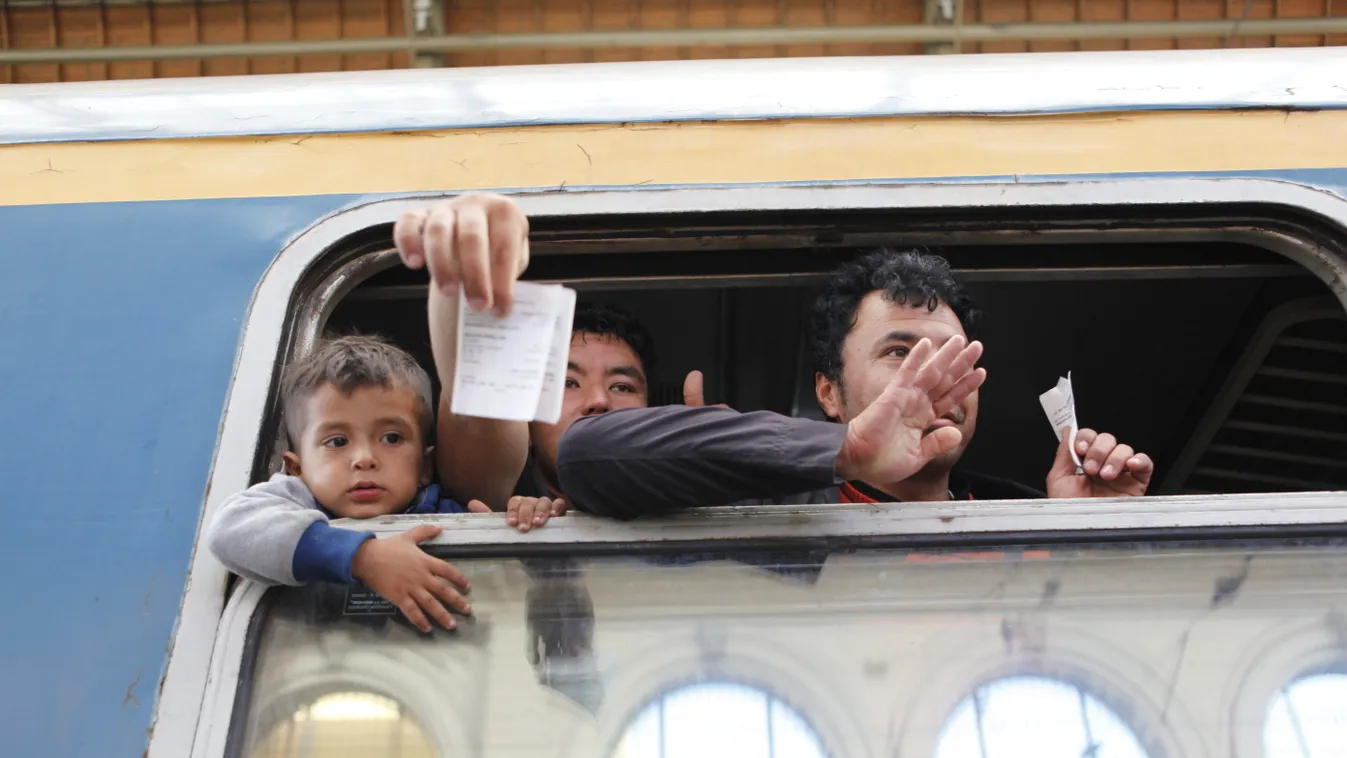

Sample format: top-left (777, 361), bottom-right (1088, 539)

top-left (1265, 673), bottom-right (1347, 758)
top-left (613, 701), bottom-right (662, 758)
top-left (613, 683), bottom-right (826, 758)
top-left (935, 699), bottom-right (984, 758)
top-left (1086, 692), bottom-right (1152, 758)
top-left (1266, 693), bottom-right (1304, 758)
top-left (251, 691), bottom-right (434, 758)
top-left (663, 683), bottom-right (772, 758)
top-left (770, 697), bottom-right (830, 758)
top-left (231, 541), bottom-right (1347, 757)
top-left (936, 676), bottom-right (1146, 758)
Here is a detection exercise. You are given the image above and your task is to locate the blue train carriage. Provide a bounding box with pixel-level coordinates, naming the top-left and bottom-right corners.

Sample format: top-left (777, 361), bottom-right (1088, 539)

top-left (2, 47), bottom-right (1346, 758)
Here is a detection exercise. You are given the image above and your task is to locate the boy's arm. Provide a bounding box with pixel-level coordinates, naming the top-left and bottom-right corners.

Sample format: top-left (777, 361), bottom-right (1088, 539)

top-left (207, 475), bottom-right (473, 631)
top-left (394, 194), bottom-right (532, 510)
top-left (205, 474), bottom-right (370, 586)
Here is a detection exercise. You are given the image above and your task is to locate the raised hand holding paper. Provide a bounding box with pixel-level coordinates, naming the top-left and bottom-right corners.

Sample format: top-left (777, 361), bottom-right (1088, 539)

top-left (1039, 372), bottom-right (1084, 473)
top-left (451, 282), bottom-right (577, 424)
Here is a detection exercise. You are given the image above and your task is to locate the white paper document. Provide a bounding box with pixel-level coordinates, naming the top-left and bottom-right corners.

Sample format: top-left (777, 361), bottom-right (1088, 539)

top-left (1039, 372), bottom-right (1084, 472)
top-left (450, 282), bottom-right (577, 424)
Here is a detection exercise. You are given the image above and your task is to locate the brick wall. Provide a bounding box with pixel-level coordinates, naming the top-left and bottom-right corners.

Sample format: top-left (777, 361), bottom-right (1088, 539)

top-left (3, 0), bottom-right (1345, 84)
top-left (1, 0), bottom-right (410, 82)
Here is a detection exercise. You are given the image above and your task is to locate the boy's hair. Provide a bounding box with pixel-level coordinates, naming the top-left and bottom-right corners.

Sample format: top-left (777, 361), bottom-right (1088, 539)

top-left (572, 302), bottom-right (656, 378)
top-left (280, 334), bottom-right (434, 448)
top-left (810, 249), bottom-right (980, 383)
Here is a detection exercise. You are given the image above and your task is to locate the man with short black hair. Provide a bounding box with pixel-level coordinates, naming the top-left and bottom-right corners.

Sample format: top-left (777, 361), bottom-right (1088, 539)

top-left (553, 248), bottom-right (1153, 517)
top-left (512, 302), bottom-right (656, 512)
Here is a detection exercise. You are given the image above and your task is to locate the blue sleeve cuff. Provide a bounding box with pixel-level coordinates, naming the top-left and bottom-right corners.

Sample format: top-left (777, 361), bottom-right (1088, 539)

top-left (292, 521), bottom-right (374, 584)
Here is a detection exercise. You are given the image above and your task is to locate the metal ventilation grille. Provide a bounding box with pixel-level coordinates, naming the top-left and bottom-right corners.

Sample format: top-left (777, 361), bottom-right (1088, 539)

top-left (1168, 299), bottom-right (1347, 495)
top-left (649, 380), bottom-right (685, 408)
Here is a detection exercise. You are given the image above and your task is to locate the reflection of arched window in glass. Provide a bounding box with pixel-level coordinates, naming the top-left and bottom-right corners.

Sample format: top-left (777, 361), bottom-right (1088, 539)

top-left (935, 675), bottom-right (1148, 758)
top-left (613, 682), bottom-right (827, 758)
top-left (250, 691), bottom-right (436, 758)
top-left (1265, 671), bottom-right (1347, 757)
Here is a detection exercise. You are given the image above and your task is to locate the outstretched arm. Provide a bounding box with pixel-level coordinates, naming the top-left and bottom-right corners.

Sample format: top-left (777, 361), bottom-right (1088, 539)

top-left (394, 194), bottom-right (532, 509)
top-left (557, 404), bottom-right (849, 518)
top-left (205, 474), bottom-right (360, 586)
top-left (558, 337), bottom-right (986, 517)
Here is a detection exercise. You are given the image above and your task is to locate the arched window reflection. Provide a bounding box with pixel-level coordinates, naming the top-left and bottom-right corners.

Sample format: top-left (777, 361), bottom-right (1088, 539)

top-left (1265, 671), bottom-right (1347, 757)
top-left (935, 675), bottom-right (1148, 758)
top-left (613, 681), bottom-right (827, 758)
top-left (251, 691), bottom-right (436, 758)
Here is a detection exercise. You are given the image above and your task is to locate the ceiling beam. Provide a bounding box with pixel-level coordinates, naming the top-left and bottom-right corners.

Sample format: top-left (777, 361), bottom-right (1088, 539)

top-left (3, 18), bottom-right (1346, 65)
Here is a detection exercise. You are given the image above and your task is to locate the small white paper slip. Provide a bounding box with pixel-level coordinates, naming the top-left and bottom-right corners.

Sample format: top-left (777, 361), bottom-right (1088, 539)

top-left (1039, 371), bottom-right (1084, 472)
top-left (531, 287), bottom-right (577, 424)
top-left (450, 281), bottom-right (577, 424)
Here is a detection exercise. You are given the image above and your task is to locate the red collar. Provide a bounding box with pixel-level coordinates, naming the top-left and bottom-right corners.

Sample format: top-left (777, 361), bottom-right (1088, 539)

top-left (838, 481), bottom-right (974, 504)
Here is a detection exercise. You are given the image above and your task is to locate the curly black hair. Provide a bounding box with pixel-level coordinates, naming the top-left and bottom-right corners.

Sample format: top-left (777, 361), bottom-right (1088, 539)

top-left (810, 249), bottom-right (979, 382)
top-left (572, 302), bottom-right (656, 378)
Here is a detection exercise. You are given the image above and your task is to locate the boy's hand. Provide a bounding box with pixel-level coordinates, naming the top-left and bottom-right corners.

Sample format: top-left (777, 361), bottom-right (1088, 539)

top-left (505, 496), bottom-right (567, 532)
top-left (350, 525), bottom-right (471, 633)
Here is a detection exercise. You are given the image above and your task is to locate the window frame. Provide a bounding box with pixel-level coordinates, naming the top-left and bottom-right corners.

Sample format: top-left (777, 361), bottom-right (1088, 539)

top-left (162, 177), bottom-right (1347, 758)
top-left (1262, 668), bottom-right (1347, 758)
top-left (611, 680), bottom-right (835, 758)
top-left (931, 674), bottom-right (1157, 758)
top-left (1228, 621), bottom-right (1347, 757)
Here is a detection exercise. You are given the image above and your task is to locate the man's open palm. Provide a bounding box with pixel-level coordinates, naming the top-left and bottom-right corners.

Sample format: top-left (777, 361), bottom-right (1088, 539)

top-left (837, 337), bottom-right (986, 485)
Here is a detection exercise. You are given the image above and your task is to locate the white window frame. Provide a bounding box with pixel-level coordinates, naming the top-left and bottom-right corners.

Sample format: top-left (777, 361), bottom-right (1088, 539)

top-left (149, 177), bottom-right (1347, 758)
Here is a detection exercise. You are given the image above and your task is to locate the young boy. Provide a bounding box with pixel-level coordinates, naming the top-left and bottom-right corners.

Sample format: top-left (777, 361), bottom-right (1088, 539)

top-left (206, 334), bottom-right (561, 632)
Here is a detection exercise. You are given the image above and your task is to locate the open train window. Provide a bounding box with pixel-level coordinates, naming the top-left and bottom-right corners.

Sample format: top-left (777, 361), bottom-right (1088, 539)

top-left (194, 184), bottom-right (1347, 758)
top-left (272, 204), bottom-right (1347, 499)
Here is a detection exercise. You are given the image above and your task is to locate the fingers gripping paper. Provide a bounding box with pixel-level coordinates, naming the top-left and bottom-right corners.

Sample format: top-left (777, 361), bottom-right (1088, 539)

top-left (1039, 372), bottom-right (1084, 473)
top-left (451, 282), bottom-right (577, 423)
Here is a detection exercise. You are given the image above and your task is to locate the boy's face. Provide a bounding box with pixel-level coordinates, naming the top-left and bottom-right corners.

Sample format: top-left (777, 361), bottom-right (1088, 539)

top-left (283, 382), bottom-right (431, 519)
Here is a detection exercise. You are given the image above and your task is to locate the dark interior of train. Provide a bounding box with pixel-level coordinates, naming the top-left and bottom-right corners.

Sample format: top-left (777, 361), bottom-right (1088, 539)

top-left (321, 210), bottom-right (1347, 499)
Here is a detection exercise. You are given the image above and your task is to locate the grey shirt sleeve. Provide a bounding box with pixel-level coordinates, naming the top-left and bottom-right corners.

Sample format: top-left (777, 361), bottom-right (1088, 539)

top-left (556, 405), bottom-right (849, 518)
top-left (204, 473), bottom-right (325, 586)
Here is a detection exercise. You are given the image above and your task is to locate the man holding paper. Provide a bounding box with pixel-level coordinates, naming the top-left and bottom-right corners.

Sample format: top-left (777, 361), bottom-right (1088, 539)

top-left (392, 196), bottom-right (995, 523)
top-left (554, 250), bottom-right (1154, 516)
top-left (391, 196), bottom-right (1149, 517)
top-left (393, 194), bottom-right (661, 527)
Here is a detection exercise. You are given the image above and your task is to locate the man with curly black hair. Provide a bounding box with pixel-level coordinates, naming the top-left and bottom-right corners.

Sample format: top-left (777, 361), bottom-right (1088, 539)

top-left (555, 249), bottom-right (1153, 517)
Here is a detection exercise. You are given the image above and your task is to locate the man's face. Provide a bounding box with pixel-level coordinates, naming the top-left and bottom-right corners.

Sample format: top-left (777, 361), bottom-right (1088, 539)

top-left (815, 292), bottom-right (979, 474)
top-left (283, 382), bottom-right (431, 519)
top-left (530, 332), bottom-right (648, 478)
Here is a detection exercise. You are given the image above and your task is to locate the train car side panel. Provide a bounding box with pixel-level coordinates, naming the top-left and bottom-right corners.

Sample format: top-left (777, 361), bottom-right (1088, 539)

top-left (0, 194), bottom-right (359, 758)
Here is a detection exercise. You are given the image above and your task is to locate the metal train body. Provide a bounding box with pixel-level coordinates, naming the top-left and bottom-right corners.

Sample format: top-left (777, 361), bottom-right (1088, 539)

top-left (1, 47), bottom-right (1345, 758)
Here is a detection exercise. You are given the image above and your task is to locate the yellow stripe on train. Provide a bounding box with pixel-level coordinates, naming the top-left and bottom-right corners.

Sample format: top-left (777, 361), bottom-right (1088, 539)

top-left (4, 110), bottom-right (1347, 207)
